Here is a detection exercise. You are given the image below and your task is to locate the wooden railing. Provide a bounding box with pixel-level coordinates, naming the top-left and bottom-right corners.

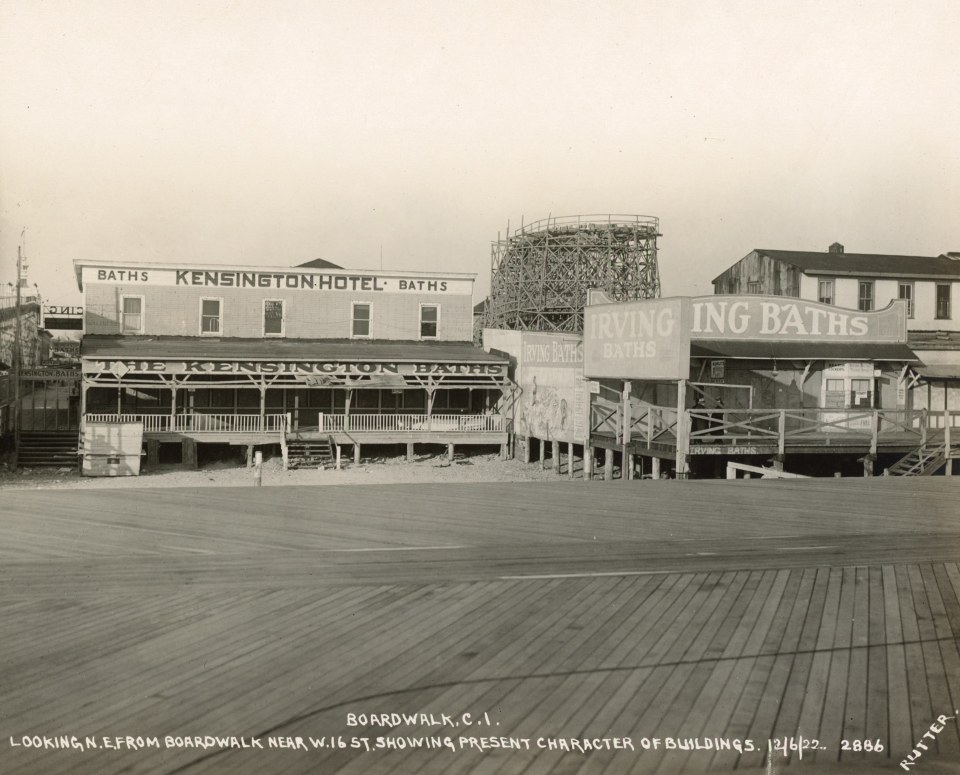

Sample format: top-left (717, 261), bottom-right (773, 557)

top-left (591, 402), bottom-right (960, 455)
top-left (84, 413), bottom-right (287, 434)
top-left (315, 413), bottom-right (503, 433)
top-left (687, 408), bottom-right (957, 455)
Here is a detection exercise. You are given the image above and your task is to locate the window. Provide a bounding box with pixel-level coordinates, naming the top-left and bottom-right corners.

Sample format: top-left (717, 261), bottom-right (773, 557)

top-left (824, 378), bottom-right (845, 408)
top-left (420, 304), bottom-right (439, 338)
top-left (857, 281), bottom-right (874, 312)
top-left (850, 378), bottom-right (873, 408)
top-left (263, 299), bottom-right (285, 336)
top-left (746, 281), bottom-right (761, 294)
top-left (817, 279), bottom-right (834, 306)
top-left (120, 295), bottom-right (143, 333)
top-left (898, 282), bottom-right (914, 318)
top-left (352, 303), bottom-right (371, 337)
top-left (200, 298), bottom-right (222, 335)
top-left (937, 283), bottom-right (952, 320)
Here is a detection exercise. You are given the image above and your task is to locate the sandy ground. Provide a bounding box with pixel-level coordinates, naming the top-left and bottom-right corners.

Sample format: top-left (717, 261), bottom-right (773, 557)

top-left (0, 450), bottom-right (574, 490)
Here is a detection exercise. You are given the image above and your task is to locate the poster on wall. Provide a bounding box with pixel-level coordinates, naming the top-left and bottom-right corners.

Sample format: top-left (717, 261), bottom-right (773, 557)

top-left (514, 333), bottom-right (585, 444)
top-left (484, 329), bottom-right (587, 444)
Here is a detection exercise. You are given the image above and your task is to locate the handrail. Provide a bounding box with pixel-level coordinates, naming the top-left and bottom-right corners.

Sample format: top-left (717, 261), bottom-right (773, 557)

top-left (513, 214), bottom-right (659, 237)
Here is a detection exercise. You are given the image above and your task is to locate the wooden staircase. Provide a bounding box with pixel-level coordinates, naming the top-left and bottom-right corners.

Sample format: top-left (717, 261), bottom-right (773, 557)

top-left (887, 443), bottom-right (951, 476)
top-left (17, 431), bottom-right (79, 468)
top-left (285, 435), bottom-right (336, 470)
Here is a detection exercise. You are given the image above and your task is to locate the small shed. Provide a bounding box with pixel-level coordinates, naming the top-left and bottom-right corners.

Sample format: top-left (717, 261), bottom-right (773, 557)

top-left (81, 421), bottom-right (143, 476)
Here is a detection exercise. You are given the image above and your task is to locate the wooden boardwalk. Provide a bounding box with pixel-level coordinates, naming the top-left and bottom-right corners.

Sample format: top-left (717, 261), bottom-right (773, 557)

top-left (1, 479), bottom-right (959, 774)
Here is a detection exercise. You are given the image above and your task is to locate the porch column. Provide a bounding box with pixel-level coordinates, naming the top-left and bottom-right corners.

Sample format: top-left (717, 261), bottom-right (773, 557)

top-left (258, 381), bottom-right (267, 432)
top-left (293, 392), bottom-right (300, 432)
top-left (651, 456), bottom-right (661, 480)
top-left (170, 385), bottom-right (178, 432)
top-left (344, 389), bottom-right (352, 432)
top-left (426, 387), bottom-right (435, 431)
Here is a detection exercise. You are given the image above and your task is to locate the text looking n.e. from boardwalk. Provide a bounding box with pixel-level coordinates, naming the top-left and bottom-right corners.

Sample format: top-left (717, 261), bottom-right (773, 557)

top-left (584, 296), bottom-right (907, 380)
top-left (80, 267), bottom-right (471, 295)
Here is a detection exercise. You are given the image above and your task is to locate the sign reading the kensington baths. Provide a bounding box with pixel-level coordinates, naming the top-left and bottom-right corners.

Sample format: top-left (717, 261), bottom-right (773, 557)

top-left (85, 360), bottom-right (504, 376)
top-left (80, 266), bottom-right (473, 295)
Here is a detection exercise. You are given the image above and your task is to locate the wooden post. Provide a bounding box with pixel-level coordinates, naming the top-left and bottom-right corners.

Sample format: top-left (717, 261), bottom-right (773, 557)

top-left (675, 379), bottom-right (690, 478)
top-left (254, 450), bottom-right (262, 486)
top-left (183, 439), bottom-right (197, 469)
top-left (621, 382), bottom-right (631, 481)
top-left (258, 385), bottom-right (266, 432)
top-left (567, 442), bottom-right (574, 480)
top-left (778, 410), bottom-right (786, 456)
top-left (552, 440), bottom-right (560, 472)
top-left (651, 456), bottom-right (661, 480)
top-left (146, 439), bottom-right (159, 469)
top-left (293, 392), bottom-right (300, 431)
top-left (539, 438), bottom-right (546, 469)
top-left (335, 445), bottom-right (341, 470)
top-left (500, 441), bottom-right (508, 460)
top-left (870, 409), bottom-right (879, 457)
top-left (523, 436), bottom-right (531, 464)
top-left (246, 444), bottom-right (254, 468)
top-left (406, 442), bottom-right (414, 461)
top-left (447, 442), bottom-right (455, 460)
top-left (584, 446), bottom-right (593, 480)
top-left (604, 448), bottom-right (614, 481)
top-left (353, 443), bottom-right (360, 464)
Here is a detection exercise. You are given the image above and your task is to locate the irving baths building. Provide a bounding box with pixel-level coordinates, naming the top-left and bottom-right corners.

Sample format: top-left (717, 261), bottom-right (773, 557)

top-left (75, 258), bottom-right (510, 469)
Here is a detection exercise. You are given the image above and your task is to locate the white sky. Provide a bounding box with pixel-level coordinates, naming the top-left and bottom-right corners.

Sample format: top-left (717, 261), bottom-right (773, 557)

top-left (1, 0), bottom-right (958, 306)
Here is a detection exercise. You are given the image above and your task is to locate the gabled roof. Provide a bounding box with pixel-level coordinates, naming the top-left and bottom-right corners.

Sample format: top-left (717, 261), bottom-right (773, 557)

top-left (747, 249), bottom-right (960, 279)
top-left (296, 257), bottom-right (342, 269)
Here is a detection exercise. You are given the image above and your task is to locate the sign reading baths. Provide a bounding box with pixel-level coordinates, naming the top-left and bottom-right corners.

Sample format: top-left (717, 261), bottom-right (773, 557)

top-left (86, 360), bottom-right (504, 376)
top-left (81, 266), bottom-right (472, 295)
top-left (691, 296), bottom-right (906, 341)
top-left (584, 295), bottom-right (907, 380)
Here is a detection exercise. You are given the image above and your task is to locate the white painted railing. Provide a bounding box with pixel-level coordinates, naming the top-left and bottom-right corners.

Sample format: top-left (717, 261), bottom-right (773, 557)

top-left (84, 413), bottom-right (287, 433)
top-left (314, 413), bottom-right (503, 433)
top-left (84, 412), bottom-right (503, 435)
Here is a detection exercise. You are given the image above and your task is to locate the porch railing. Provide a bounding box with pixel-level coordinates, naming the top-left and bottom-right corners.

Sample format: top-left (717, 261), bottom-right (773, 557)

top-left (84, 413), bottom-right (288, 434)
top-left (83, 412), bottom-right (504, 435)
top-left (315, 413), bottom-right (503, 433)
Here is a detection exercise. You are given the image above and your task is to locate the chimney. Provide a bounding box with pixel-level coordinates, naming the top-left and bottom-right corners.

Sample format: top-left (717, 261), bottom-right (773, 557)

top-left (828, 242), bottom-right (844, 254)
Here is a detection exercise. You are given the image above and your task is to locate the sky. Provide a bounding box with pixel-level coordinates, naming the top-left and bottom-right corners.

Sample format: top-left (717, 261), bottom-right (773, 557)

top-left (1, 0), bottom-right (958, 307)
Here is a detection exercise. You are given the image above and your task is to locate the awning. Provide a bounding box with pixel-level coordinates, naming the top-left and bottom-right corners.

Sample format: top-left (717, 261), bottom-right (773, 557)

top-left (82, 335), bottom-right (507, 363)
top-left (914, 365), bottom-right (960, 380)
top-left (691, 340), bottom-right (918, 362)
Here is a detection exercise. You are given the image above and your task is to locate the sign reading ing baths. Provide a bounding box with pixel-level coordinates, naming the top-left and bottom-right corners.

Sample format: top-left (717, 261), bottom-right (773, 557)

top-left (80, 266), bottom-right (472, 295)
top-left (690, 296), bottom-right (907, 342)
top-left (583, 294), bottom-right (908, 381)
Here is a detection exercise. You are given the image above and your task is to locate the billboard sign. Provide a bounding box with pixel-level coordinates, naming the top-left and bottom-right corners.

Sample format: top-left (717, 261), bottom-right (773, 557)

top-left (690, 296), bottom-right (906, 342)
top-left (583, 297), bottom-right (691, 380)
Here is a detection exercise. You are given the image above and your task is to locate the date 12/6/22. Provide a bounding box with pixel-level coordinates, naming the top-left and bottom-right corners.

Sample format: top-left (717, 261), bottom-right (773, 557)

top-left (768, 737), bottom-right (883, 758)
